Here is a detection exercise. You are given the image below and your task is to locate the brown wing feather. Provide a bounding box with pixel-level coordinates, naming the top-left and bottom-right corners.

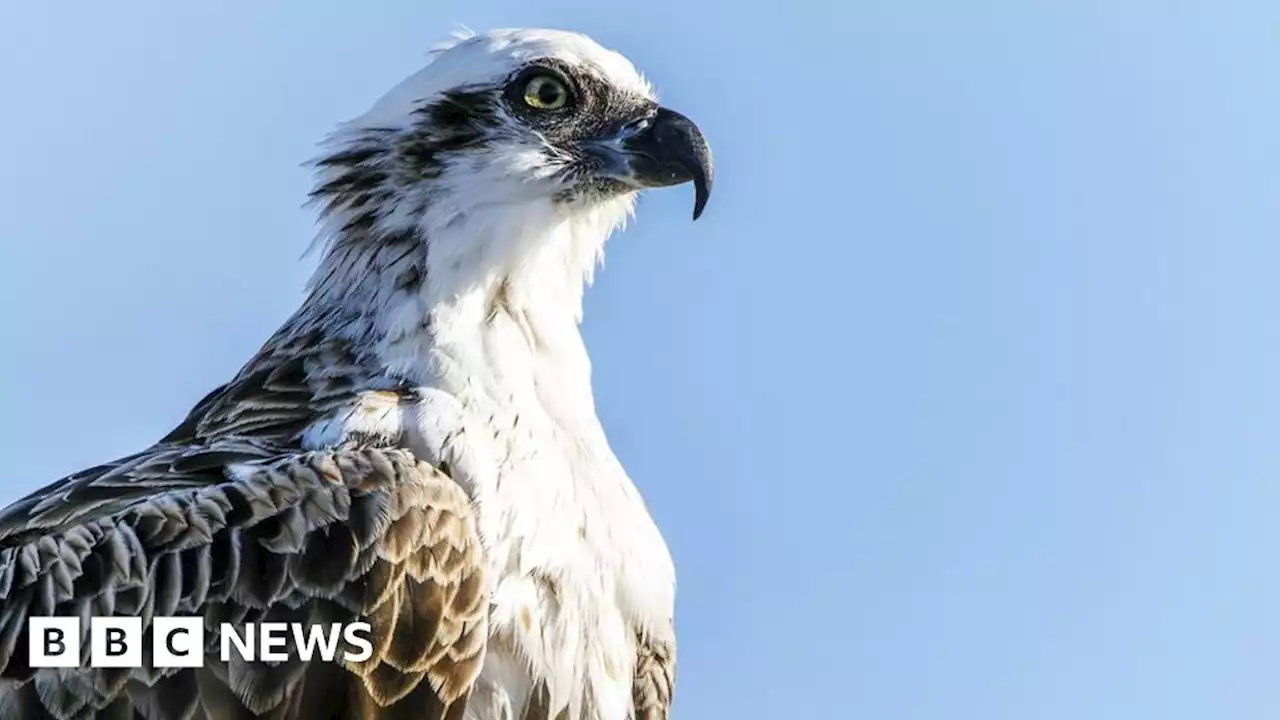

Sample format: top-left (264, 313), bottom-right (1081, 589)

top-left (632, 638), bottom-right (675, 720)
top-left (0, 443), bottom-right (487, 720)
top-left (160, 327), bottom-right (400, 448)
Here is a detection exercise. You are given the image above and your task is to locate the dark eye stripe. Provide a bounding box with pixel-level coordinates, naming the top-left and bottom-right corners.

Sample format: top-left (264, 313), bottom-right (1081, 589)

top-left (498, 60), bottom-right (654, 148)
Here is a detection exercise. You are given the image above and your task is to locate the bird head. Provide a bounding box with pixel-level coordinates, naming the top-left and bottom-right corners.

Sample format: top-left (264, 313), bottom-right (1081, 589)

top-left (308, 29), bottom-right (712, 304)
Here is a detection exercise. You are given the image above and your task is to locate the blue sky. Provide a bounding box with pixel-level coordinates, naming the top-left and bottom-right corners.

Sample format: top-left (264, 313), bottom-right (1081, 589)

top-left (1, 1), bottom-right (1277, 718)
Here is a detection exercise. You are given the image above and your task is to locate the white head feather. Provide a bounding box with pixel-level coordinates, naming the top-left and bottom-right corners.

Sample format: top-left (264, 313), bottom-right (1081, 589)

top-left (304, 29), bottom-right (680, 333)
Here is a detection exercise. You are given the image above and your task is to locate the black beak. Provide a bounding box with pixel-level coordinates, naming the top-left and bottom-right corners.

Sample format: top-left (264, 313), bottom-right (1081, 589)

top-left (618, 107), bottom-right (714, 220)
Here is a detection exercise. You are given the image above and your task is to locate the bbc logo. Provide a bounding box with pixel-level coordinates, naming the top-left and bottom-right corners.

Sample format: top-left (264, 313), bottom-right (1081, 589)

top-left (28, 617), bottom-right (373, 668)
top-left (29, 617), bottom-right (205, 668)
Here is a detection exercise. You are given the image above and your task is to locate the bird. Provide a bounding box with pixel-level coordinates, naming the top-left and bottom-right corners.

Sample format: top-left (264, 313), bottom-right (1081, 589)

top-left (0, 27), bottom-right (712, 720)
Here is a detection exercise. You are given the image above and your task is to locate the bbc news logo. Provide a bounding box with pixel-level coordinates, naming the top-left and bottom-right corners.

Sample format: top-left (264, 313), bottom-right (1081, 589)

top-left (29, 617), bottom-right (373, 668)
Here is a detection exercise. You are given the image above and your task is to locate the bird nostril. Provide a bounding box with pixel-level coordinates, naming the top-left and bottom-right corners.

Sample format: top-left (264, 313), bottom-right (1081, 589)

top-left (619, 116), bottom-right (651, 138)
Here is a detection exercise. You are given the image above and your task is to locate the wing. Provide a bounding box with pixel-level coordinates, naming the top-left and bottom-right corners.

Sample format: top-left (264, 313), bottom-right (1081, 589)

top-left (632, 638), bottom-right (675, 720)
top-left (0, 440), bottom-right (487, 720)
top-left (159, 321), bottom-right (403, 448)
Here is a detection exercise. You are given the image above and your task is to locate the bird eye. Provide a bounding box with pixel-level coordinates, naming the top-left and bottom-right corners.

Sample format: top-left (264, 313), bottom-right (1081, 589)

top-left (522, 74), bottom-right (570, 110)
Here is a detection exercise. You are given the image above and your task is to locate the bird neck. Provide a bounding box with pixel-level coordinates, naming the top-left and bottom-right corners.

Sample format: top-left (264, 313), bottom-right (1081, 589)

top-left (298, 198), bottom-right (629, 408)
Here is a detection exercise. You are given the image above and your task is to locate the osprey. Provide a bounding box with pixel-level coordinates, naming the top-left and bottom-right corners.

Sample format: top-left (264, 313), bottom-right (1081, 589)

top-left (0, 28), bottom-right (711, 720)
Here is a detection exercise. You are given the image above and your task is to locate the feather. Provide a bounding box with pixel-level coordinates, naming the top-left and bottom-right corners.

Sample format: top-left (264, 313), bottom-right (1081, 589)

top-left (0, 26), bottom-right (693, 720)
top-left (0, 446), bottom-right (487, 719)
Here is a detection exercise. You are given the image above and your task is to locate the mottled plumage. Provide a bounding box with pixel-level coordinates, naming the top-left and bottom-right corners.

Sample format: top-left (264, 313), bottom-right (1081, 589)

top-left (0, 27), bottom-right (710, 720)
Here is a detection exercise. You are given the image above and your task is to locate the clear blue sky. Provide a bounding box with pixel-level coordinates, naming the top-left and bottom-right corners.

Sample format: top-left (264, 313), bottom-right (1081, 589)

top-left (1, 2), bottom-right (1277, 718)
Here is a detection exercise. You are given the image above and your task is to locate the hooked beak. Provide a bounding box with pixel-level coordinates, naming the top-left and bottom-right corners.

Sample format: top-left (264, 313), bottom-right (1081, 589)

top-left (588, 106), bottom-right (714, 220)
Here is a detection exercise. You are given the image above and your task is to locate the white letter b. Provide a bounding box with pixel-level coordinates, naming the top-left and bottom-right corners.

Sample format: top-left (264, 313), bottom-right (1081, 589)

top-left (28, 617), bottom-right (80, 668)
top-left (90, 617), bottom-right (142, 668)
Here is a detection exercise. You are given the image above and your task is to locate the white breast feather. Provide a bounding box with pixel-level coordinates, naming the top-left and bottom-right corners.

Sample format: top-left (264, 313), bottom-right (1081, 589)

top-left (304, 194), bottom-right (675, 720)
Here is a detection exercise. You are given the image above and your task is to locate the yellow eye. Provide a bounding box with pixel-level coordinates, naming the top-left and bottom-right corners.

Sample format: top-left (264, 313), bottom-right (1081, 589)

top-left (523, 74), bottom-right (569, 110)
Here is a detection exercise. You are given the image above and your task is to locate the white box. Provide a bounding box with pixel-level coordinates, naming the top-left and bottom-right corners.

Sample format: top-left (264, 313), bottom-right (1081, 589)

top-left (89, 617), bottom-right (142, 668)
top-left (28, 617), bottom-right (81, 668)
top-left (152, 616), bottom-right (204, 668)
